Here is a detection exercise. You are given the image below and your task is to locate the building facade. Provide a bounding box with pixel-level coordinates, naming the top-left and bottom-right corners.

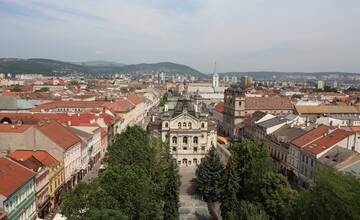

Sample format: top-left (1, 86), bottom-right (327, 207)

top-left (148, 98), bottom-right (217, 166)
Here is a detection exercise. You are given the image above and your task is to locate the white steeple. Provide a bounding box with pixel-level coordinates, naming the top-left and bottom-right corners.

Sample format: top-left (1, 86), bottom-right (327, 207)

top-left (212, 62), bottom-right (219, 88)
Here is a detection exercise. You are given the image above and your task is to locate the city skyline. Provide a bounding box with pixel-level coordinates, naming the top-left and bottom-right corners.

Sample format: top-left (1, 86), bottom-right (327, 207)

top-left (1, 0), bottom-right (360, 73)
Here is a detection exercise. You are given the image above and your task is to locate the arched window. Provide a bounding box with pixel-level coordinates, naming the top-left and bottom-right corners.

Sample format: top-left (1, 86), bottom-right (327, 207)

top-left (183, 122), bottom-right (187, 127)
top-left (165, 122), bottom-right (168, 127)
top-left (193, 136), bottom-right (198, 144)
top-left (172, 136), bottom-right (177, 144)
top-left (183, 136), bottom-right (188, 144)
top-left (201, 122), bottom-right (205, 128)
top-left (178, 122), bottom-right (181, 128)
top-left (188, 122), bottom-right (192, 128)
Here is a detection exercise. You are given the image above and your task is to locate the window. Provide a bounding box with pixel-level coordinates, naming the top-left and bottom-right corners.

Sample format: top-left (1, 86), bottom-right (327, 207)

top-left (183, 136), bottom-right (188, 144)
top-left (188, 122), bottom-right (192, 128)
top-left (193, 136), bottom-right (198, 144)
top-left (194, 147), bottom-right (198, 152)
top-left (172, 136), bottom-right (177, 144)
top-left (178, 122), bottom-right (181, 128)
top-left (165, 122), bottom-right (168, 127)
top-left (183, 122), bottom-right (187, 127)
top-left (172, 147), bottom-right (176, 151)
top-left (201, 146), bottom-right (205, 151)
top-left (201, 122), bottom-right (205, 128)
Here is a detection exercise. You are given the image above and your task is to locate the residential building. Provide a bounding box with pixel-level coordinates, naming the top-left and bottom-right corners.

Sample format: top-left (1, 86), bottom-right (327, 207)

top-left (0, 122), bottom-right (82, 190)
top-left (0, 157), bottom-right (37, 220)
top-left (240, 76), bottom-right (253, 88)
top-left (8, 150), bottom-right (64, 210)
top-left (9, 154), bottom-right (50, 218)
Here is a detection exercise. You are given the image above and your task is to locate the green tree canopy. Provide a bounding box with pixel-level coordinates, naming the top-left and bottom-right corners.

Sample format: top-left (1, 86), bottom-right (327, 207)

top-left (290, 165), bottom-right (360, 220)
top-left (195, 144), bottom-right (224, 203)
top-left (220, 156), bottom-right (240, 220)
top-left (238, 201), bottom-right (269, 220)
top-left (230, 138), bottom-right (272, 201)
top-left (61, 126), bottom-right (180, 220)
top-left (84, 209), bottom-right (128, 220)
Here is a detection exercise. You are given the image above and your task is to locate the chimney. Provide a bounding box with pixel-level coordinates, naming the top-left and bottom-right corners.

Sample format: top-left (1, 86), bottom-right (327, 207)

top-left (164, 104), bottom-right (168, 112)
top-left (194, 105), bottom-right (198, 113)
top-left (152, 115), bottom-right (155, 122)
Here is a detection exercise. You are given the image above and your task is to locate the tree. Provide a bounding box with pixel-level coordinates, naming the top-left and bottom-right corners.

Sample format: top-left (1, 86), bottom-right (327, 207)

top-left (220, 156), bottom-right (240, 220)
top-left (290, 166), bottom-right (360, 220)
top-left (60, 182), bottom-right (95, 220)
top-left (238, 201), bottom-right (269, 220)
top-left (84, 209), bottom-right (128, 220)
top-left (195, 144), bottom-right (224, 203)
top-left (255, 172), bottom-right (298, 219)
top-left (163, 160), bottom-right (180, 220)
top-left (61, 126), bottom-right (180, 220)
top-left (10, 84), bottom-right (22, 92)
top-left (104, 126), bottom-right (152, 170)
top-left (230, 138), bottom-right (272, 201)
top-left (35, 87), bottom-right (49, 92)
top-left (98, 165), bottom-right (163, 219)
top-left (159, 93), bottom-right (168, 107)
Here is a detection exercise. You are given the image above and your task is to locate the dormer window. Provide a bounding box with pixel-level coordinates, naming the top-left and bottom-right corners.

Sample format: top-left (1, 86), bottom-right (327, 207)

top-left (201, 122), bottom-right (205, 128)
top-left (178, 122), bottom-right (181, 128)
top-left (164, 122), bottom-right (168, 128)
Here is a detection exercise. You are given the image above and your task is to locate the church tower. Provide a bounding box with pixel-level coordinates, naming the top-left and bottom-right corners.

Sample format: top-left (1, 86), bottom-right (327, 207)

top-left (212, 62), bottom-right (219, 88)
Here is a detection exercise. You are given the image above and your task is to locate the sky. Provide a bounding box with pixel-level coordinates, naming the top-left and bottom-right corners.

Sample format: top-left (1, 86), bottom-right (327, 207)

top-left (0, 0), bottom-right (360, 73)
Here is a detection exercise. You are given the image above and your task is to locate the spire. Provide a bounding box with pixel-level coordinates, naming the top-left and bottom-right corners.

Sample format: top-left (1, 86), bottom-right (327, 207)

top-left (213, 61), bottom-right (217, 75)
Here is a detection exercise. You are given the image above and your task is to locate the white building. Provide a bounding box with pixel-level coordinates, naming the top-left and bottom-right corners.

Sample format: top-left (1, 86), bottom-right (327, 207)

top-left (148, 98), bottom-right (217, 166)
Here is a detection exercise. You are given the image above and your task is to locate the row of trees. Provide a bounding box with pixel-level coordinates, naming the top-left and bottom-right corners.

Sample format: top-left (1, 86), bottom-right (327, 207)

top-left (196, 138), bottom-right (360, 220)
top-left (60, 126), bottom-right (180, 220)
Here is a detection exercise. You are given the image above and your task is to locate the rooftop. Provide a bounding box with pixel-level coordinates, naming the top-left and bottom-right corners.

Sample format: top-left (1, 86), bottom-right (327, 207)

top-left (36, 121), bottom-right (81, 150)
top-left (245, 97), bottom-right (293, 110)
top-left (295, 105), bottom-right (359, 114)
top-left (303, 129), bottom-right (353, 155)
top-left (9, 150), bottom-right (60, 168)
top-left (291, 124), bottom-right (330, 147)
top-left (0, 157), bottom-right (35, 197)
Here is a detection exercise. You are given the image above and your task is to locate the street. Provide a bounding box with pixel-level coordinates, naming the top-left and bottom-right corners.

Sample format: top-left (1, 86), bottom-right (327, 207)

top-left (179, 167), bottom-right (212, 220)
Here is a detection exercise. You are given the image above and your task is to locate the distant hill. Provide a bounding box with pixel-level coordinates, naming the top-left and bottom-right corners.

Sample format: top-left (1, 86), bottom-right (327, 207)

top-left (72, 60), bottom-right (125, 67)
top-left (0, 58), bottom-right (203, 77)
top-left (0, 58), bottom-right (89, 75)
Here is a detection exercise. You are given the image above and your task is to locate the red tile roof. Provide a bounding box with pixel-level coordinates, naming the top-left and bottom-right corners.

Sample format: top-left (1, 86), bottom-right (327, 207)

top-left (214, 102), bottom-right (224, 113)
top-left (102, 99), bottom-right (134, 113)
top-left (127, 94), bottom-right (144, 105)
top-left (0, 157), bottom-right (35, 197)
top-left (31, 101), bottom-right (106, 111)
top-left (245, 97), bottom-right (293, 110)
top-left (36, 121), bottom-right (81, 150)
top-left (0, 112), bottom-right (114, 126)
top-left (303, 129), bottom-right (354, 155)
top-left (0, 124), bottom-right (31, 133)
top-left (9, 150), bottom-right (60, 168)
top-left (291, 124), bottom-right (330, 147)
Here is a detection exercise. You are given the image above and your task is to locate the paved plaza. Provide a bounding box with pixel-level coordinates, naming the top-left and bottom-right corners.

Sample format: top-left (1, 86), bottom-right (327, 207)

top-left (179, 166), bottom-right (212, 220)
